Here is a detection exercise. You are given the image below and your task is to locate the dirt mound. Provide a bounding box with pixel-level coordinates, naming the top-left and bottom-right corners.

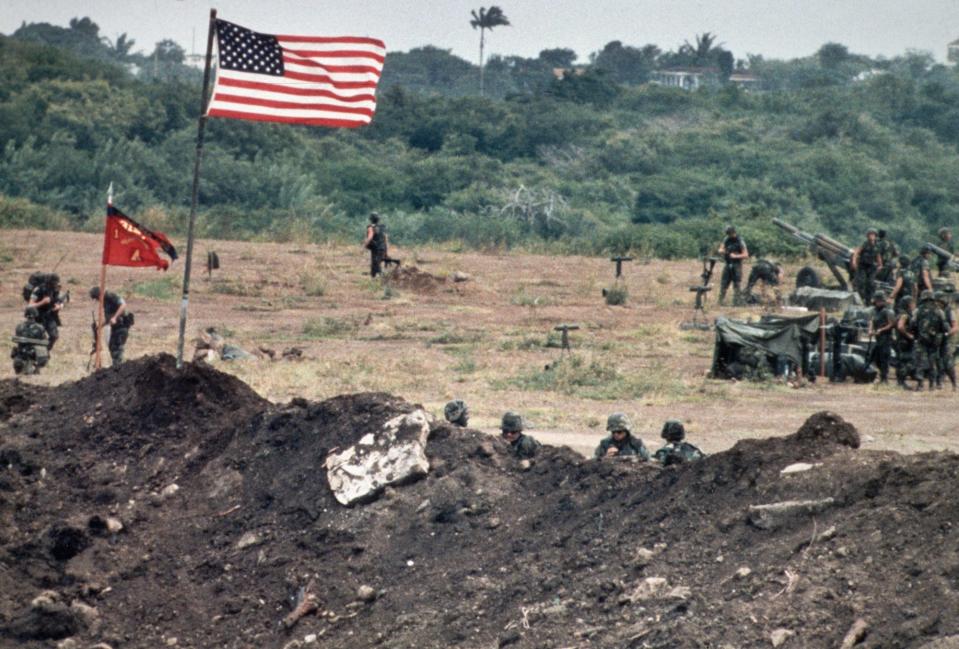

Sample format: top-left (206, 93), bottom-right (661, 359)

top-left (387, 266), bottom-right (449, 293)
top-left (1, 363), bottom-right (958, 648)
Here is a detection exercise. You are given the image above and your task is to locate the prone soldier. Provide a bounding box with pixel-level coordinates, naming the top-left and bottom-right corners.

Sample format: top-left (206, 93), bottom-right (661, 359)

top-left (653, 420), bottom-right (704, 466)
top-left (10, 307), bottom-right (49, 375)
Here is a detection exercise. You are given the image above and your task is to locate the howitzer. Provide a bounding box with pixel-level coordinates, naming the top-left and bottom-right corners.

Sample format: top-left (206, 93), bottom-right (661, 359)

top-left (924, 242), bottom-right (959, 273)
top-left (773, 219), bottom-right (855, 290)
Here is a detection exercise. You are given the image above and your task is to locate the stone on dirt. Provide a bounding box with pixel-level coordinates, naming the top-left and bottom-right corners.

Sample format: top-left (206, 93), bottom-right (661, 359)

top-left (357, 585), bottom-right (377, 603)
top-left (748, 498), bottom-right (835, 530)
top-left (770, 628), bottom-right (794, 647)
top-left (325, 409), bottom-right (432, 506)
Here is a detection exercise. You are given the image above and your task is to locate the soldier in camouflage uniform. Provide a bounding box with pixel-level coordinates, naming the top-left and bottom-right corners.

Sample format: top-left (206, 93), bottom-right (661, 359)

top-left (914, 290), bottom-right (949, 391)
top-left (744, 259), bottom-right (782, 304)
top-left (875, 230), bottom-right (899, 283)
top-left (653, 420), bottom-right (704, 466)
top-left (500, 411), bottom-right (540, 460)
top-left (867, 291), bottom-right (896, 384)
top-left (10, 307), bottom-right (49, 375)
top-left (28, 273), bottom-right (65, 351)
top-left (90, 287), bottom-right (132, 366)
top-left (594, 413), bottom-right (650, 460)
top-left (889, 254), bottom-right (915, 314)
top-left (911, 246), bottom-right (934, 295)
top-left (363, 212), bottom-right (390, 278)
top-left (717, 226), bottom-right (749, 306)
top-left (934, 291), bottom-right (957, 390)
top-left (937, 228), bottom-right (954, 278)
top-left (896, 296), bottom-right (917, 389)
top-left (444, 399), bottom-right (469, 426)
top-left (852, 228), bottom-right (882, 303)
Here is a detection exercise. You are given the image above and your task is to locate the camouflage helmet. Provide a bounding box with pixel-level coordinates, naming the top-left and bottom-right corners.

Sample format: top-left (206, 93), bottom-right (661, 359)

top-left (369, 211), bottom-right (380, 224)
top-left (920, 289), bottom-right (936, 302)
top-left (921, 244), bottom-right (933, 255)
top-left (444, 399), bottom-right (468, 424)
top-left (872, 291), bottom-right (887, 303)
top-left (24, 306), bottom-right (39, 320)
top-left (900, 295), bottom-right (914, 308)
top-left (934, 291), bottom-right (947, 303)
top-left (866, 227), bottom-right (878, 236)
top-left (939, 227), bottom-right (951, 239)
top-left (661, 419), bottom-right (685, 442)
top-left (500, 411), bottom-right (523, 433)
top-left (724, 225), bottom-right (736, 236)
top-left (606, 412), bottom-right (632, 433)
top-left (899, 254), bottom-right (911, 268)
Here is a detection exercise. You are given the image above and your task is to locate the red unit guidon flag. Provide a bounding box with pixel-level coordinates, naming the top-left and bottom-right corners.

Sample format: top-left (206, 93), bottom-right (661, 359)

top-left (206, 18), bottom-right (385, 128)
top-left (102, 205), bottom-right (178, 270)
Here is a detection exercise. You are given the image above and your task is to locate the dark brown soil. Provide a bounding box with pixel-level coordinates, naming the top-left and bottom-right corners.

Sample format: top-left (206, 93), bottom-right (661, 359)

top-left (1, 356), bottom-right (958, 648)
top-left (387, 266), bottom-right (449, 293)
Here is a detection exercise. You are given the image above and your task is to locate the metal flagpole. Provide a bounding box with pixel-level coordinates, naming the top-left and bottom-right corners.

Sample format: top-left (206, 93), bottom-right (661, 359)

top-left (95, 183), bottom-right (112, 371)
top-left (176, 8), bottom-right (218, 369)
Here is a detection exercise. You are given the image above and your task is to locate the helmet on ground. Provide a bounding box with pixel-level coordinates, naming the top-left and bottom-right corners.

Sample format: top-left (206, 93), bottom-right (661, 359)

top-left (661, 419), bottom-right (685, 442)
top-left (24, 306), bottom-right (39, 320)
top-left (920, 289), bottom-right (935, 302)
top-left (606, 412), bottom-right (631, 433)
top-left (725, 225), bottom-right (736, 236)
top-left (89, 286), bottom-right (100, 300)
top-left (866, 227), bottom-right (878, 236)
top-left (500, 411), bottom-right (523, 433)
top-left (444, 399), bottom-right (468, 425)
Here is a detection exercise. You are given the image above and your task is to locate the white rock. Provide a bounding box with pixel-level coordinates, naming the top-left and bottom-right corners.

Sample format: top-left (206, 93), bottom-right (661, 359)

top-left (106, 517), bottom-right (124, 533)
top-left (56, 640), bottom-right (78, 649)
top-left (780, 462), bottom-right (821, 475)
top-left (735, 566), bottom-right (752, 579)
top-left (304, 634), bottom-right (317, 644)
top-left (630, 577), bottom-right (668, 601)
top-left (236, 531), bottom-right (262, 549)
top-left (357, 585), bottom-right (377, 602)
top-left (160, 484), bottom-right (180, 498)
top-left (770, 628), bottom-right (794, 647)
top-left (326, 410), bottom-right (432, 506)
top-left (452, 271), bottom-right (470, 283)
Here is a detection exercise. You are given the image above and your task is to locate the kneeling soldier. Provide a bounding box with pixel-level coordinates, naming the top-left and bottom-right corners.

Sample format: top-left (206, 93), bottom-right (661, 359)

top-left (595, 413), bottom-right (650, 460)
top-left (500, 411), bottom-right (540, 460)
top-left (11, 307), bottom-right (49, 375)
top-left (653, 420), bottom-right (705, 466)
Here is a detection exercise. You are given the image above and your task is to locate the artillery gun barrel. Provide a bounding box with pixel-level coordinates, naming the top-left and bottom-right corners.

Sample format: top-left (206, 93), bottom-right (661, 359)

top-left (925, 242), bottom-right (959, 270)
top-left (813, 234), bottom-right (854, 259)
top-left (773, 219), bottom-right (816, 245)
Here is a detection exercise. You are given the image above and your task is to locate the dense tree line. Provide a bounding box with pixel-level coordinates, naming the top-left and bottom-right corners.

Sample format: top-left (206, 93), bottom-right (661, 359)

top-left (2, 18), bottom-right (959, 259)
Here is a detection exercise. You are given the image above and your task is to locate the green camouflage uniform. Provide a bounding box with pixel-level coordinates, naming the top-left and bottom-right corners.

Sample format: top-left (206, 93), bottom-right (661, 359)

top-left (876, 237), bottom-right (899, 283)
top-left (719, 235), bottom-right (746, 306)
top-left (367, 222), bottom-right (388, 277)
top-left (101, 291), bottom-right (131, 366)
top-left (893, 264), bottom-right (916, 313)
top-left (855, 239), bottom-right (881, 302)
top-left (653, 442), bottom-right (704, 466)
top-left (937, 235), bottom-right (954, 278)
top-left (869, 301), bottom-right (896, 382)
top-left (911, 255), bottom-right (933, 293)
top-left (937, 299), bottom-right (956, 388)
top-left (915, 295), bottom-right (949, 388)
top-left (594, 434), bottom-right (650, 460)
top-left (509, 434), bottom-right (541, 459)
top-left (11, 311), bottom-right (49, 375)
top-left (896, 307), bottom-right (916, 387)
top-left (29, 281), bottom-right (62, 350)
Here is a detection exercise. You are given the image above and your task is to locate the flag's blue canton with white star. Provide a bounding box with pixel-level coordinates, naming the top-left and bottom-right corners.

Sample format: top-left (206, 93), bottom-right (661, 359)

top-left (215, 19), bottom-right (284, 76)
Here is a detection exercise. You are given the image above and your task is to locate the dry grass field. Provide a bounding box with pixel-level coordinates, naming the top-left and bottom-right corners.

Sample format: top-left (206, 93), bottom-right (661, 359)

top-left (2, 229), bottom-right (955, 457)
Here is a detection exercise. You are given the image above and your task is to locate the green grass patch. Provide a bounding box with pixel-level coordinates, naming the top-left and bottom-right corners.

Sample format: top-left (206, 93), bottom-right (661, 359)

top-left (132, 276), bottom-right (179, 301)
top-left (429, 330), bottom-right (483, 346)
top-left (604, 284), bottom-right (628, 305)
top-left (509, 355), bottom-right (685, 400)
top-left (302, 317), bottom-right (357, 339)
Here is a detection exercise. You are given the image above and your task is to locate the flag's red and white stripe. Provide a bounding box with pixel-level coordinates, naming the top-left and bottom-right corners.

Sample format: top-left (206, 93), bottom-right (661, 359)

top-left (207, 34), bottom-right (385, 128)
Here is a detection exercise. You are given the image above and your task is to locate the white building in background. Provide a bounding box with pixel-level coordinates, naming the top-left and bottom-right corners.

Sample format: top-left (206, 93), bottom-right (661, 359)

top-left (652, 68), bottom-right (714, 90)
top-left (949, 38), bottom-right (959, 64)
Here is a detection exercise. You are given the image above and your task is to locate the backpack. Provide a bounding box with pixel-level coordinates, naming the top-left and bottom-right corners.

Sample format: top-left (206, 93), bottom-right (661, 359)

top-left (22, 272), bottom-right (54, 302)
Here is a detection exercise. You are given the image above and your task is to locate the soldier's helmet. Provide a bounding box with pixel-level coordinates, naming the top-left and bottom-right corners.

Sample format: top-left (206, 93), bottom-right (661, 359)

top-left (48, 273), bottom-right (61, 287)
top-left (921, 244), bottom-right (934, 255)
top-left (500, 411), bottom-right (523, 433)
top-left (939, 227), bottom-right (951, 239)
top-left (606, 412), bottom-right (631, 434)
top-left (901, 296), bottom-right (914, 308)
top-left (878, 229), bottom-right (887, 239)
top-left (24, 306), bottom-right (39, 320)
top-left (866, 227), bottom-right (878, 236)
top-left (661, 419), bottom-right (685, 442)
top-left (920, 289), bottom-right (935, 302)
top-left (899, 254), bottom-right (911, 268)
top-left (934, 291), bottom-right (946, 303)
top-left (89, 286), bottom-right (100, 300)
top-left (369, 212), bottom-right (380, 224)
top-left (724, 225), bottom-right (736, 236)
top-left (444, 399), bottom-right (469, 425)
top-left (872, 291), bottom-right (887, 303)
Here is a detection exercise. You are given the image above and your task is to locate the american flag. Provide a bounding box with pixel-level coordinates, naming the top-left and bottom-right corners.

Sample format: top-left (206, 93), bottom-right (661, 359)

top-left (206, 18), bottom-right (385, 128)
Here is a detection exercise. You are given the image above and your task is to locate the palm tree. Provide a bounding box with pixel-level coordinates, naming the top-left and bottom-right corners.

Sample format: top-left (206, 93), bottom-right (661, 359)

top-left (681, 32), bottom-right (719, 67)
top-left (470, 6), bottom-right (510, 96)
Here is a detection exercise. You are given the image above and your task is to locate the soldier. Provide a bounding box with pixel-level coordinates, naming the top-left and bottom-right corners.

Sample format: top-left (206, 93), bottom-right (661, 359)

top-left (914, 290), bottom-right (949, 391)
top-left (911, 246), bottom-right (934, 295)
top-left (937, 227), bottom-right (954, 278)
top-left (866, 291), bottom-right (896, 384)
top-left (500, 411), bottom-right (540, 460)
top-left (876, 230), bottom-right (899, 283)
top-left (935, 291), bottom-right (957, 390)
top-left (89, 287), bottom-right (133, 366)
top-left (444, 399), bottom-right (469, 426)
top-left (652, 420), bottom-right (704, 466)
top-left (896, 296), bottom-right (917, 389)
top-left (744, 259), bottom-right (782, 303)
top-left (27, 273), bottom-right (65, 351)
top-left (594, 413), bottom-right (650, 460)
top-left (889, 254), bottom-right (915, 313)
top-left (363, 212), bottom-right (389, 278)
top-left (10, 307), bottom-right (49, 375)
top-left (717, 226), bottom-right (749, 306)
top-left (851, 228), bottom-right (882, 303)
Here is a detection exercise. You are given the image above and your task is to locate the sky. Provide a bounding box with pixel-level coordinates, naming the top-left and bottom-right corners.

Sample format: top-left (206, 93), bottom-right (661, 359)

top-left (2, 0), bottom-right (958, 64)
